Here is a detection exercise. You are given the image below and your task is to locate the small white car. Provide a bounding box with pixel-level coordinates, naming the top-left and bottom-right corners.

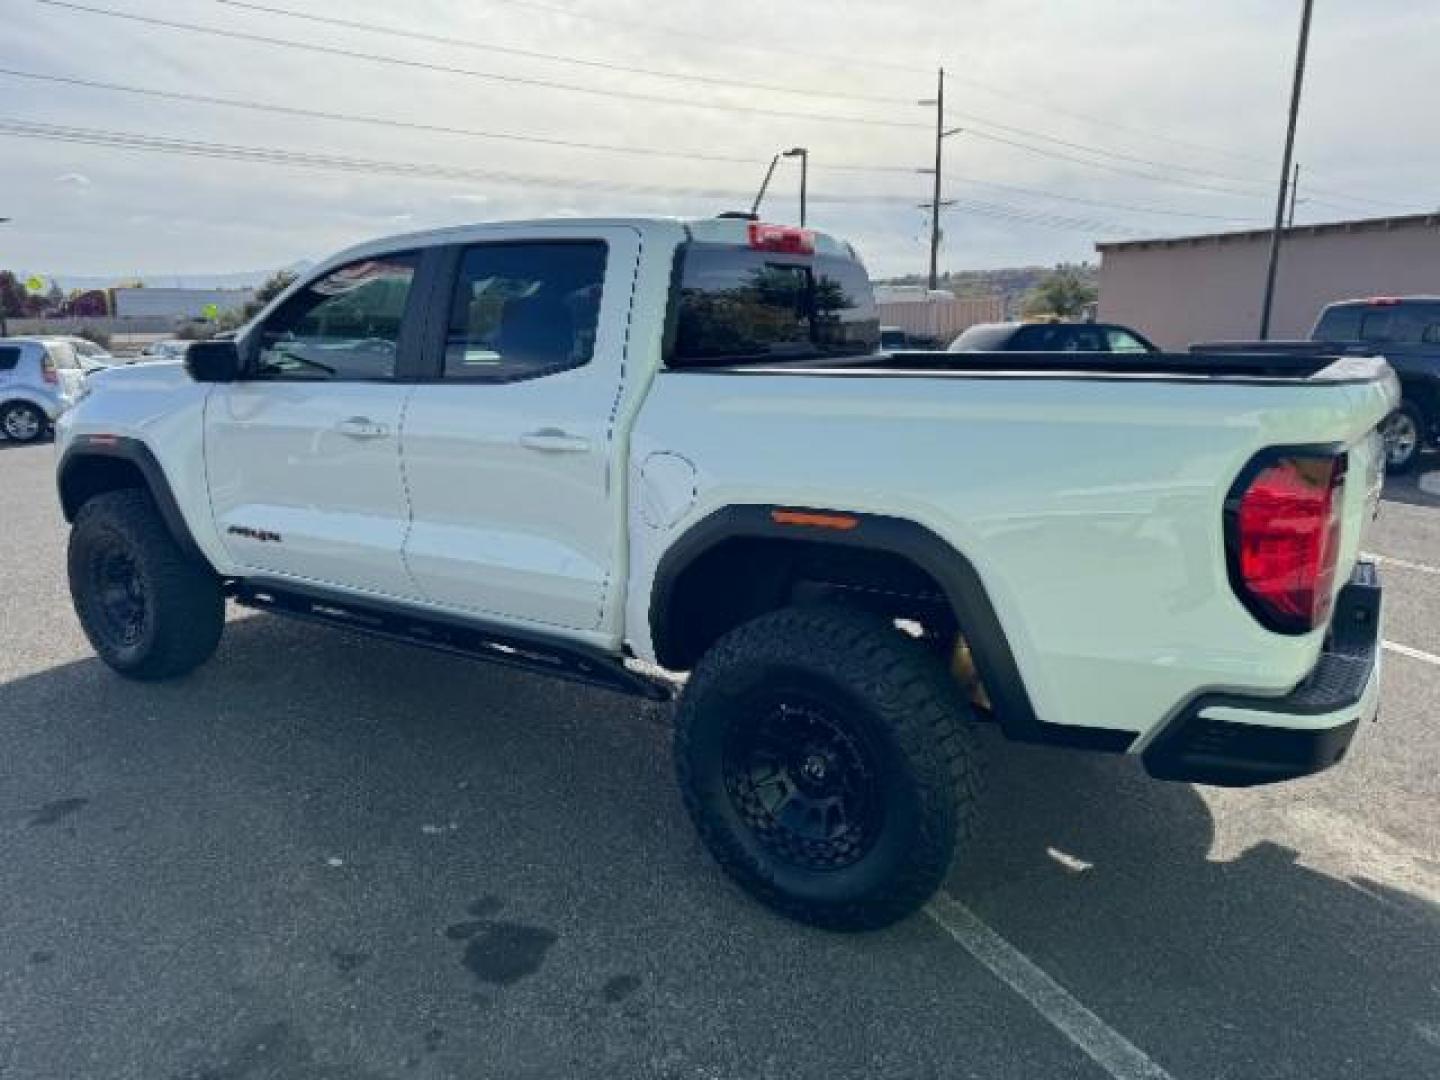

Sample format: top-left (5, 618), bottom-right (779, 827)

top-left (0, 337), bottom-right (85, 441)
top-left (53, 216), bottom-right (1397, 930)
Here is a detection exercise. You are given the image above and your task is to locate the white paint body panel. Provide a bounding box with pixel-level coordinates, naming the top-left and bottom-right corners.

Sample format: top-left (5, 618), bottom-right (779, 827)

top-left (401, 225), bottom-right (642, 630)
top-left (55, 217), bottom-right (1398, 749)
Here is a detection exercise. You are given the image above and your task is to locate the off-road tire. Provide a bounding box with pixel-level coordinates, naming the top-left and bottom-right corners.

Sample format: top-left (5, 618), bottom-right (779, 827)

top-left (68, 489), bottom-right (224, 680)
top-left (675, 606), bottom-right (983, 931)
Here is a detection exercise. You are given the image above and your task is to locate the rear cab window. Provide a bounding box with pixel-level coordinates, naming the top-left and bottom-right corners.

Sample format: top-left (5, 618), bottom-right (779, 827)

top-left (668, 244), bottom-right (878, 366)
top-left (0, 345), bottom-right (20, 372)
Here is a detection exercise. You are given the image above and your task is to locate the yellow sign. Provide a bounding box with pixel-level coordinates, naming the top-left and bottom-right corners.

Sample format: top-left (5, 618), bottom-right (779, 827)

top-left (202, 303), bottom-right (220, 320)
top-left (24, 275), bottom-right (45, 294)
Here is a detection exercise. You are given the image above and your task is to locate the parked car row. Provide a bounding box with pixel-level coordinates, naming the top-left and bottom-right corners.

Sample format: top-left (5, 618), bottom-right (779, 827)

top-left (926, 299), bottom-right (1435, 473)
top-left (0, 335), bottom-right (192, 443)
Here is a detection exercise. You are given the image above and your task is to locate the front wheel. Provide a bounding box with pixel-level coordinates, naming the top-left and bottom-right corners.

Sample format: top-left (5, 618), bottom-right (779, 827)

top-left (675, 607), bottom-right (983, 931)
top-left (68, 489), bottom-right (225, 680)
top-left (1382, 403), bottom-right (1424, 475)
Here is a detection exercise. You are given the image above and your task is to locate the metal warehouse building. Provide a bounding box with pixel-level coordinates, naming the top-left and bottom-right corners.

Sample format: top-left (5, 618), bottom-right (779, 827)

top-left (1096, 213), bottom-right (1440, 350)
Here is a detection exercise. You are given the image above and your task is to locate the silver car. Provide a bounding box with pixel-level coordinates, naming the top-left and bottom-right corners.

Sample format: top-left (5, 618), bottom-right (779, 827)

top-left (0, 338), bottom-right (86, 443)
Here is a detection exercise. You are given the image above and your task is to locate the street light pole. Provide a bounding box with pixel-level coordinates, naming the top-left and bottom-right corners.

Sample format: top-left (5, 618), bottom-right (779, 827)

top-left (1286, 162), bottom-right (1302, 227)
top-left (751, 154), bottom-right (781, 218)
top-left (1258, 0), bottom-right (1314, 339)
top-left (783, 147), bottom-right (809, 226)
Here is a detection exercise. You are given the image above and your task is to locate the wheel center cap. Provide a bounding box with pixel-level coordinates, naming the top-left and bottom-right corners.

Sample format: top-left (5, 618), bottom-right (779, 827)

top-left (801, 753), bottom-right (828, 782)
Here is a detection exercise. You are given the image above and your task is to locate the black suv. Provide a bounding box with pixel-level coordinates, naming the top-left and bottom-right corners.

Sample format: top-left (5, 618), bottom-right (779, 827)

top-left (949, 321), bottom-right (1158, 354)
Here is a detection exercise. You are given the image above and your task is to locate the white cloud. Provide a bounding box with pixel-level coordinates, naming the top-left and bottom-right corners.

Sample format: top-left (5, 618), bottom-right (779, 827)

top-left (0, 0), bottom-right (1432, 278)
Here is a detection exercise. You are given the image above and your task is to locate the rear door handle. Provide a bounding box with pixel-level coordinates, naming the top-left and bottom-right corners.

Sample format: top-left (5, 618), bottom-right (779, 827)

top-left (335, 416), bottom-right (390, 440)
top-left (519, 428), bottom-right (591, 453)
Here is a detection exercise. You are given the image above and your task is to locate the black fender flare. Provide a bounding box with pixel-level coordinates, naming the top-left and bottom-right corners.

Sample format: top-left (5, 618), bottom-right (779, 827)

top-left (649, 504), bottom-right (1135, 752)
top-left (58, 436), bottom-right (209, 565)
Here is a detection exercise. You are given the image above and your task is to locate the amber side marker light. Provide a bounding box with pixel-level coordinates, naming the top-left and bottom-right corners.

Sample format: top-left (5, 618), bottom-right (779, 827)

top-left (771, 509), bottom-right (859, 531)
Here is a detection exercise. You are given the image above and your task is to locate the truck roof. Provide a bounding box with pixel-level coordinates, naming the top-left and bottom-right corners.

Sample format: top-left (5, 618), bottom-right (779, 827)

top-left (323, 216), bottom-right (860, 271)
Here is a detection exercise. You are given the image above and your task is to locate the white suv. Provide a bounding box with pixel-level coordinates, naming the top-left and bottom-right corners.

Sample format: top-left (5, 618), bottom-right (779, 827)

top-left (0, 337), bottom-right (85, 442)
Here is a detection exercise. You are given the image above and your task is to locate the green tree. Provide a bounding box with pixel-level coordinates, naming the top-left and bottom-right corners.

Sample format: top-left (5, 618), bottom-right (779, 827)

top-left (1021, 264), bottom-right (1098, 319)
top-left (243, 269), bottom-right (298, 319)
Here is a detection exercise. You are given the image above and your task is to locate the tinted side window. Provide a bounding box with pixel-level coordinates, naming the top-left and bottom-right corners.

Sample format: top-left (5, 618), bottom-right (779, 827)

top-left (1069, 327), bottom-right (1105, 352)
top-left (1008, 325), bottom-right (1058, 350)
top-left (1422, 323), bottom-right (1440, 346)
top-left (445, 241), bottom-right (606, 381)
top-left (1395, 302), bottom-right (1440, 345)
top-left (1357, 309), bottom-right (1396, 343)
top-left (257, 252), bottom-right (418, 380)
top-left (1105, 328), bottom-right (1149, 353)
top-left (0, 346), bottom-right (20, 372)
top-left (670, 245), bottom-right (877, 365)
top-left (1313, 304), bottom-right (1362, 340)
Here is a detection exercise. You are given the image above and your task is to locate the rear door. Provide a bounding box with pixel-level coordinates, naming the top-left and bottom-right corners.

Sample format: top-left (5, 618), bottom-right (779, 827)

top-left (206, 249), bottom-right (434, 597)
top-left (400, 226), bottom-right (641, 631)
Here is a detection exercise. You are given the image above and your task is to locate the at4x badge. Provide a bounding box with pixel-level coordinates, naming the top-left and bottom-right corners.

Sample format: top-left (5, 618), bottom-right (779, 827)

top-left (227, 524), bottom-right (282, 544)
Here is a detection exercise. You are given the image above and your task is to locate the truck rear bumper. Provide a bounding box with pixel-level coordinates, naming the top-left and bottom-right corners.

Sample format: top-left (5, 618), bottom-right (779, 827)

top-left (1143, 561), bottom-right (1382, 787)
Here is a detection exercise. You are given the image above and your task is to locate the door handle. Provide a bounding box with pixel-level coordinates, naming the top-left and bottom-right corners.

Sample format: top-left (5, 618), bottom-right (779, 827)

top-left (519, 428), bottom-right (591, 453)
top-left (335, 416), bottom-right (390, 440)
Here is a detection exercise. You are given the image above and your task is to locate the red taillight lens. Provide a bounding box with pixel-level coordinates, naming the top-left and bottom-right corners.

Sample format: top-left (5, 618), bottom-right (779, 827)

top-left (1229, 453), bottom-right (1346, 633)
top-left (748, 221), bottom-right (815, 254)
top-left (41, 356), bottom-right (58, 384)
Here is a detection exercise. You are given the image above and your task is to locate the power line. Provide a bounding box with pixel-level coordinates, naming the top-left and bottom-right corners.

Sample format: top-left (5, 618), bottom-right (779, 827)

top-left (0, 67), bottom-right (1267, 224)
top-left (32, 0), bottom-right (928, 130)
top-left (27, 0), bottom-right (1412, 214)
top-left (207, 0), bottom-right (913, 106)
top-left (0, 116), bottom-right (1142, 235)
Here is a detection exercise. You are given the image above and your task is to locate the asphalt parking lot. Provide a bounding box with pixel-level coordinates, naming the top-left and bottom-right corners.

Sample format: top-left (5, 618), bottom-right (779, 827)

top-left (2, 441), bottom-right (1438, 1080)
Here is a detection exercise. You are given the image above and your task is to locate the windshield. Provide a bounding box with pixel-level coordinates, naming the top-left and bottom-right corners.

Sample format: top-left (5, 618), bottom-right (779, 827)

top-left (948, 324), bottom-right (1017, 351)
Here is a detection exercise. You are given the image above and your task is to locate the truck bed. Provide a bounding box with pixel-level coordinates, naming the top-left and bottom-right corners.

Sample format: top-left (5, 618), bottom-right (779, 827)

top-left (697, 350), bottom-right (1388, 384)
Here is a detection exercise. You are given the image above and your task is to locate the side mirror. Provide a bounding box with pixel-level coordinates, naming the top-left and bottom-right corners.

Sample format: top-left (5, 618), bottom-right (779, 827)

top-left (185, 340), bottom-right (243, 383)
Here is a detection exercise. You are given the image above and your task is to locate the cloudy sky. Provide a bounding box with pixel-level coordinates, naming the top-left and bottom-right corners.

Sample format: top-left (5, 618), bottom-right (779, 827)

top-left (2, 0), bottom-right (1434, 283)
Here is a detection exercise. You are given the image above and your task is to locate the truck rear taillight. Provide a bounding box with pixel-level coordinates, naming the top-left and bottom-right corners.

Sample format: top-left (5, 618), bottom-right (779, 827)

top-left (41, 356), bottom-right (58, 384)
top-left (748, 222), bottom-right (814, 255)
top-left (1226, 451), bottom-right (1346, 634)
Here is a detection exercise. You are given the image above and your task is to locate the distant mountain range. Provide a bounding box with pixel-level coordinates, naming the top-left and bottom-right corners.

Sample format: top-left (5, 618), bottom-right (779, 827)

top-left (19, 261), bottom-right (314, 293)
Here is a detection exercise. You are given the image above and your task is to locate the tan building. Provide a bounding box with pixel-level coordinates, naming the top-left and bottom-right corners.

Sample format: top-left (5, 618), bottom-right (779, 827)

top-left (1096, 213), bottom-right (1440, 350)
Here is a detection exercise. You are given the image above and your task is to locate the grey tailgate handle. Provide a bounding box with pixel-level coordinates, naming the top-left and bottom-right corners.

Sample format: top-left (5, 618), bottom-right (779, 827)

top-left (519, 428), bottom-right (591, 453)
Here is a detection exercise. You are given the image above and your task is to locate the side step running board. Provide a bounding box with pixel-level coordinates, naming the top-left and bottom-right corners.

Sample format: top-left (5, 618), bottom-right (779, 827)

top-left (232, 581), bottom-right (673, 702)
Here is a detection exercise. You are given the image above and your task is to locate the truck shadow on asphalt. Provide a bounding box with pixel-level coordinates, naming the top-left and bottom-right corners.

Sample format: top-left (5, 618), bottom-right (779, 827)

top-left (957, 732), bottom-right (1440, 1075)
top-left (1382, 461), bottom-right (1440, 509)
top-left (2, 612), bottom-right (1437, 1078)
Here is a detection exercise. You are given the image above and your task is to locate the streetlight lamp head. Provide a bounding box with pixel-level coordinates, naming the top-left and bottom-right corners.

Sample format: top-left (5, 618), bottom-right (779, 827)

top-left (782, 147), bottom-right (806, 157)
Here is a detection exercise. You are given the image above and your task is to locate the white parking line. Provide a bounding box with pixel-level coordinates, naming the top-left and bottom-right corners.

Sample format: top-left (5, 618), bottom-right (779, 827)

top-left (1365, 552), bottom-right (1440, 576)
top-left (1384, 640), bottom-right (1440, 668)
top-left (926, 892), bottom-right (1175, 1080)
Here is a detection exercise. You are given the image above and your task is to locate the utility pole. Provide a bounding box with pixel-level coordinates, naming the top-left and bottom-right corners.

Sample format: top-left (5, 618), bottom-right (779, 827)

top-left (928, 68), bottom-right (945, 290)
top-left (1258, 0), bottom-right (1314, 339)
top-left (917, 70), bottom-right (963, 290)
top-left (1286, 162), bottom-right (1301, 227)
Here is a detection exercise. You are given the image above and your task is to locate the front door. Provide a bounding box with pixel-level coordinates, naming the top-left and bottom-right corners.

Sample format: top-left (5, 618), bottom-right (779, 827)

top-left (401, 228), bottom-right (640, 631)
top-left (205, 249), bottom-right (429, 598)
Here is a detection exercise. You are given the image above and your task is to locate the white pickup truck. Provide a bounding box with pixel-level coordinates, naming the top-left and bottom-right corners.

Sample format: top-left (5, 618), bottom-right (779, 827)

top-left (55, 216), bottom-right (1396, 930)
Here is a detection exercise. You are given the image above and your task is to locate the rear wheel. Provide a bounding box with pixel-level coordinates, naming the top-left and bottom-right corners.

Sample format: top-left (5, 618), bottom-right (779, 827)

top-left (675, 606), bottom-right (983, 931)
top-left (1382, 403), bottom-right (1423, 474)
top-left (68, 489), bottom-right (224, 680)
top-left (1, 402), bottom-right (46, 443)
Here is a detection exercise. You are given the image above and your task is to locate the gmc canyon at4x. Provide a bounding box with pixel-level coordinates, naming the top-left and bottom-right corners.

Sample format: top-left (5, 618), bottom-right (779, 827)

top-left (56, 216), bottom-right (1396, 929)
